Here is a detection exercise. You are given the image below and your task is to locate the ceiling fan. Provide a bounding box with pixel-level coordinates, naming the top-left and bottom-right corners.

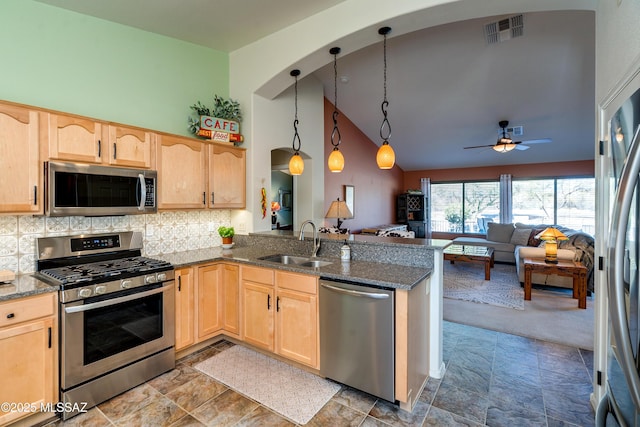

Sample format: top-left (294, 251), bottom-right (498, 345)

top-left (464, 120), bottom-right (552, 153)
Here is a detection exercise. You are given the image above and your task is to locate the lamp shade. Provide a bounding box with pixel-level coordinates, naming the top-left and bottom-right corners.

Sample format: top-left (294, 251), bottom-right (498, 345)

top-left (376, 142), bottom-right (395, 169)
top-left (328, 148), bottom-right (344, 173)
top-left (492, 143), bottom-right (516, 153)
top-left (325, 200), bottom-right (353, 220)
top-left (271, 201), bottom-right (281, 212)
top-left (535, 227), bottom-right (568, 241)
top-left (288, 153), bottom-right (304, 175)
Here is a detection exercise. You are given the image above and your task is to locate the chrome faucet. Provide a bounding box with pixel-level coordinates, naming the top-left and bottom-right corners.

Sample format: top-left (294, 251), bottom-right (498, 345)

top-left (299, 220), bottom-right (321, 257)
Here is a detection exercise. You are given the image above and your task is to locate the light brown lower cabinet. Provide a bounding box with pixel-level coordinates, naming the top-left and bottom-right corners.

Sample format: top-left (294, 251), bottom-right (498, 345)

top-left (175, 267), bottom-right (195, 351)
top-left (0, 293), bottom-right (58, 426)
top-left (240, 266), bottom-right (319, 369)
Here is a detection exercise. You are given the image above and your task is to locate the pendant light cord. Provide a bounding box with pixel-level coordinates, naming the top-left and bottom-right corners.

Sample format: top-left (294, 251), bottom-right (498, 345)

top-left (380, 29), bottom-right (391, 142)
top-left (291, 72), bottom-right (301, 154)
top-left (331, 48), bottom-right (342, 149)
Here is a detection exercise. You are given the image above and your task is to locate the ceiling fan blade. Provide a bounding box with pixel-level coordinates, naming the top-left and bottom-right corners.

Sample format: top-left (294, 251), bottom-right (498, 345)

top-left (517, 138), bottom-right (552, 145)
top-left (515, 145), bottom-right (530, 151)
top-left (463, 144), bottom-right (495, 149)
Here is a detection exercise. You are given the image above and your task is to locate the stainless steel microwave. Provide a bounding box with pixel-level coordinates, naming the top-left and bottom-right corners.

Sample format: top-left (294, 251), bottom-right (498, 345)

top-left (46, 161), bottom-right (157, 216)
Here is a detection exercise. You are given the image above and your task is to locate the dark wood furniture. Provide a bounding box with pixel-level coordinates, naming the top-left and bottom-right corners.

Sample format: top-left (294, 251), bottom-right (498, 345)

top-left (396, 193), bottom-right (428, 238)
top-left (444, 244), bottom-right (495, 280)
top-left (523, 258), bottom-right (587, 309)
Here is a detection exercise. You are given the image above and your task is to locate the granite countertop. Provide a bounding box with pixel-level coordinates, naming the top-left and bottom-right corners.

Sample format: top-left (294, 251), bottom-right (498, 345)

top-left (0, 274), bottom-right (59, 302)
top-left (158, 245), bottom-right (431, 291)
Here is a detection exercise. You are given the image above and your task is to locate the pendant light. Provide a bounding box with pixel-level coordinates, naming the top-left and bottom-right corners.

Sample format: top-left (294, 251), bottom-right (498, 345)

top-left (328, 47), bottom-right (345, 173)
top-left (288, 69), bottom-right (304, 175)
top-left (376, 26), bottom-right (395, 170)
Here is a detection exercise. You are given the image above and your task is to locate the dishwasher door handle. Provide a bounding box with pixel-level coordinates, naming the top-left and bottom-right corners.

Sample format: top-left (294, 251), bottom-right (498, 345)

top-left (321, 283), bottom-right (390, 299)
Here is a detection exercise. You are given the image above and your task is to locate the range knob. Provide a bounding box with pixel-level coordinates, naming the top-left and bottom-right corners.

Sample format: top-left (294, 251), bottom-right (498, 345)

top-left (145, 274), bottom-right (157, 284)
top-left (94, 285), bottom-right (107, 295)
top-left (157, 272), bottom-right (167, 281)
top-left (121, 280), bottom-right (133, 289)
top-left (77, 288), bottom-right (92, 298)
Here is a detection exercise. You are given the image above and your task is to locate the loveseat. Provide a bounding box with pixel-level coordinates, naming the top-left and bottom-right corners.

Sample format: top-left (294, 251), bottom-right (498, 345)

top-left (453, 222), bottom-right (594, 293)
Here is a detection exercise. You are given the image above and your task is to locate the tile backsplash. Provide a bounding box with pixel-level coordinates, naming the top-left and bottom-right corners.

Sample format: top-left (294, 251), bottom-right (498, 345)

top-left (0, 210), bottom-right (231, 275)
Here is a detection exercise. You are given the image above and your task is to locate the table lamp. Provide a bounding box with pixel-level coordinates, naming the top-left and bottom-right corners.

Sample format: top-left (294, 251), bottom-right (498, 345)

top-left (535, 227), bottom-right (568, 263)
top-left (325, 198), bottom-right (353, 229)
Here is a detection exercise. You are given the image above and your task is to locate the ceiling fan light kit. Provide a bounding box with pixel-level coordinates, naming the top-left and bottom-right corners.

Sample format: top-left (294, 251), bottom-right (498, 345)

top-left (464, 119), bottom-right (551, 153)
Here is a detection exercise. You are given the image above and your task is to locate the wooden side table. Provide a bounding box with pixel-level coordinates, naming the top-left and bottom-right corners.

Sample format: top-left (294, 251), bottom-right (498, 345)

top-left (523, 258), bottom-right (587, 309)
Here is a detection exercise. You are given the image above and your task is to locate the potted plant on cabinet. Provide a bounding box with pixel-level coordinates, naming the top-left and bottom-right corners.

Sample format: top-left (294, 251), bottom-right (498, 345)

top-left (218, 226), bottom-right (235, 247)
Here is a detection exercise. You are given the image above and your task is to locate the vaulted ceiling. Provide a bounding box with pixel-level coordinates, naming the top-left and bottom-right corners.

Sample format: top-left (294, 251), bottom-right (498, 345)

top-left (36, 0), bottom-right (595, 171)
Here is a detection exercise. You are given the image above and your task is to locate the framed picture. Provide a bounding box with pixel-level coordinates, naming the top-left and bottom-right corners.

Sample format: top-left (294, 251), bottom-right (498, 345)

top-left (344, 185), bottom-right (355, 218)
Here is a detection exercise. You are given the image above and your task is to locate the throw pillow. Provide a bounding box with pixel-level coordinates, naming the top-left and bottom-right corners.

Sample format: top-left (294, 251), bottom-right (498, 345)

top-left (528, 228), bottom-right (546, 247)
top-left (486, 222), bottom-right (515, 243)
top-left (510, 228), bottom-right (532, 246)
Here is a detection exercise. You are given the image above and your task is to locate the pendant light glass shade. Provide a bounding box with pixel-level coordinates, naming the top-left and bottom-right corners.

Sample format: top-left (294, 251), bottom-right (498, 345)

top-left (328, 148), bottom-right (344, 172)
top-left (288, 69), bottom-right (304, 175)
top-left (377, 26), bottom-right (395, 170)
top-left (492, 143), bottom-right (517, 153)
top-left (289, 153), bottom-right (304, 175)
top-left (377, 142), bottom-right (395, 169)
top-left (328, 47), bottom-right (344, 173)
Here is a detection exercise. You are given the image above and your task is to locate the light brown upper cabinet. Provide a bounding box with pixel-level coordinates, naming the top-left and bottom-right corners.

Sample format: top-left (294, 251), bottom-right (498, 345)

top-left (47, 113), bottom-right (152, 168)
top-left (156, 134), bottom-right (207, 209)
top-left (156, 135), bottom-right (245, 210)
top-left (208, 144), bottom-right (246, 209)
top-left (0, 102), bottom-right (43, 214)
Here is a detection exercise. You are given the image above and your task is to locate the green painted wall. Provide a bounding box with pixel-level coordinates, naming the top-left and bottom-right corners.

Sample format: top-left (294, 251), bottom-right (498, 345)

top-left (0, 0), bottom-right (228, 137)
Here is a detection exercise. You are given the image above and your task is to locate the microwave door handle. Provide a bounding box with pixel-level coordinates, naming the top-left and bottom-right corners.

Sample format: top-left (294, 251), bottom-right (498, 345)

top-left (138, 174), bottom-right (146, 211)
top-left (608, 123), bottom-right (640, 410)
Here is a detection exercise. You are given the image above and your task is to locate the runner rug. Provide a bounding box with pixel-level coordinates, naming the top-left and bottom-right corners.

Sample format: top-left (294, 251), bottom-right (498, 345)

top-left (443, 261), bottom-right (525, 310)
top-left (194, 345), bottom-right (340, 424)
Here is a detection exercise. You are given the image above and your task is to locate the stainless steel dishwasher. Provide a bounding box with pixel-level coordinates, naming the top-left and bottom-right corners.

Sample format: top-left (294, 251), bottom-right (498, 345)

top-left (319, 279), bottom-right (395, 402)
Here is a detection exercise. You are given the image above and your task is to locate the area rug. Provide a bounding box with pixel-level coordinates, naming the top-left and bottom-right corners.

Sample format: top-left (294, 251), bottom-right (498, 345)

top-left (443, 261), bottom-right (524, 310)
top-left (194, 345), bottom-right (340, 424)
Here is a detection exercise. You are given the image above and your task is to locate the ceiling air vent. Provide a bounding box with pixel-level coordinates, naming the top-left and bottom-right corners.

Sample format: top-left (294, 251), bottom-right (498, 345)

top-left (484, 14), bottom-right (524, 44)
top-left (497, 125), bottom-right (524, 136)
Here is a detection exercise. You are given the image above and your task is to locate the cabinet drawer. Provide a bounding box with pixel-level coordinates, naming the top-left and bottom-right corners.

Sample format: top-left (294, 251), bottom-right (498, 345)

top-left (276, 271), bottom-right (317, 294)
top-left (241, 266), bottom-right (274, 285)
top-left (0, 293), bottom-right (56, 328)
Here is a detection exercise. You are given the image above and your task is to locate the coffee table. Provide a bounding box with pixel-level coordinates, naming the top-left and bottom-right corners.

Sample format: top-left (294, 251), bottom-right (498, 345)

top-left (523, 257), bottom-right (587, 309)
top-left (443, 244), bottom-right (495, 280)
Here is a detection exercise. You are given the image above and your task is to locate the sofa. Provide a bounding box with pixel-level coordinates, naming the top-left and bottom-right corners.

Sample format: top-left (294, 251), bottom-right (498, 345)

top-left (453, 222), bottom-right (594, 293)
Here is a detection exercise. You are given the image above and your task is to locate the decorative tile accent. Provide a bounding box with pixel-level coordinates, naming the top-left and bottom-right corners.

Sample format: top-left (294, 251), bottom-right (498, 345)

top-left (0, 216), bottom-right (18, 235)
top-left (19, 254), bottom-right (36, 274)
top-left (111, 216), bottom-right (130, 230)
top-left (45, 216), bottom-right (70, 233)
top-left (18, 234), bottom-right (37, 256)
top-left (0, 236), bottom-right (18, 256)
top-left (70, 216), bottom-right (92, 233)
top-left (91, 216), bottom-right (112, 231)
top-left (129, 214), bottom-right (146, 229)
top-left (18, 216), bottom-right (44, 234)
top-left (0, 256), bottom-right (18, 273)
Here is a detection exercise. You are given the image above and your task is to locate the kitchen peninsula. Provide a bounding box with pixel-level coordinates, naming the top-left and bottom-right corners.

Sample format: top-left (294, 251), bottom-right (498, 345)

top-left (161, 230), bottom-right (451, 412)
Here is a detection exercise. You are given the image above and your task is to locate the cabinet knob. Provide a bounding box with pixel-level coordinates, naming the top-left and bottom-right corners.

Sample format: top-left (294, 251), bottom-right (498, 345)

top-left (6, 312), bottom-right (15, 319)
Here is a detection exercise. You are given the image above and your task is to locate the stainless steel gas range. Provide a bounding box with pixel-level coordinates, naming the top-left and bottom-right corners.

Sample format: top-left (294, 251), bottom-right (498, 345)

top-left (35, 231), bottom-right (175, 420)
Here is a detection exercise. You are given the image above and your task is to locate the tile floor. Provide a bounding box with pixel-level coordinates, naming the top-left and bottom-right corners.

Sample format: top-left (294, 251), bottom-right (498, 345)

top-left (45, 321), bottom-right (595, 426)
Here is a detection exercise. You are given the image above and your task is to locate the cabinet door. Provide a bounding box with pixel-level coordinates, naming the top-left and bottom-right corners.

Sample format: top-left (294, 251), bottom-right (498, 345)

top-left (276, 289), bottom-right (318, 368)
top-left (0, 103), bottom-right (42, 213)
top-left (221, 264), bottom-right (240, 337)
top-left (175, 267), bottom-right (195, 351)
top-left (48, 113), bottom-right (104, 164)
top-left (241, 282), bottom-right (274, 351)
top-left (157, 135), bottom-right (207, 209)
top-left (209, 144), bottom-right (246, 208)
top-left (108, 125), bottom-right (153, 168)
top-left (0, 317), bottom-right (56, 426)
top-left (197, 264), bottom-right (223, 341)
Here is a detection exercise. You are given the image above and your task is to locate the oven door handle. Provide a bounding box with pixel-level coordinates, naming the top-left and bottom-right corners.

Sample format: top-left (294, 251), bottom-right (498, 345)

top-left (64, 283), bottom-right (173, 314)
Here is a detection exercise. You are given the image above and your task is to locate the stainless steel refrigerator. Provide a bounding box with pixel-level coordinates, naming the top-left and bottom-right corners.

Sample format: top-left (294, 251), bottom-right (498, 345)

top-left (597, 85), bottom-right (640, 426)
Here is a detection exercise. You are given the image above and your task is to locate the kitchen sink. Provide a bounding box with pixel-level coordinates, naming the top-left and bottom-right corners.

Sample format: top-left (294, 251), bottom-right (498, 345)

top-left (258, 254), bottom-right (332, 268)
top-left (299, 260), bottom-right (333, 268)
